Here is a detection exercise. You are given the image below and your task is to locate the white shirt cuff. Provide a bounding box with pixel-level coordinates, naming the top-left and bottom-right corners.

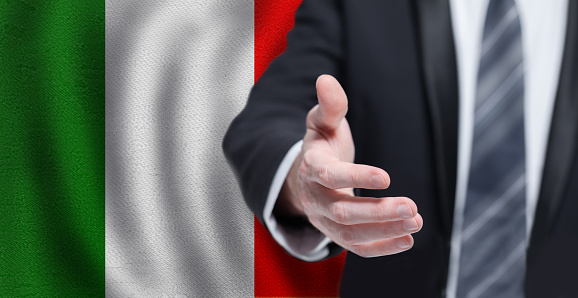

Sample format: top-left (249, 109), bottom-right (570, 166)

top-left (263, 140), bottom-right (331, 262)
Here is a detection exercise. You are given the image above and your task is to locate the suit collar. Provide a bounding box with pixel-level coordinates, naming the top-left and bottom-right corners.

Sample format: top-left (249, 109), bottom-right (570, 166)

top-left (414, 0), bottom-right (459, 240)
top-left (529, 0), bottom-right (578, 255)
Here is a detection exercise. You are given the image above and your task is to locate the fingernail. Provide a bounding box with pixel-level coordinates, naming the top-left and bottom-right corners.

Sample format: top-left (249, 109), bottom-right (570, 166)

top-left (396, 238), bottom-right (410, 249)
top-left (397, 204), bottom-right (414, 219)
top-left (370, 175), bottom-right (386, 188)
top-left (403, 219), bottom-right (419, 231)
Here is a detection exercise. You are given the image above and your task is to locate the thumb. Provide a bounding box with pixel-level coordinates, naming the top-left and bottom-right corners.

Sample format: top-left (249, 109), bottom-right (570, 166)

top-left (308, 74), bottom-right (348, 132)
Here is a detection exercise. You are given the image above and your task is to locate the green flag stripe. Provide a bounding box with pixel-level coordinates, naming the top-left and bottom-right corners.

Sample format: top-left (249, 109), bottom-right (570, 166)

top-left (0, 1), bottom-right (104, 296)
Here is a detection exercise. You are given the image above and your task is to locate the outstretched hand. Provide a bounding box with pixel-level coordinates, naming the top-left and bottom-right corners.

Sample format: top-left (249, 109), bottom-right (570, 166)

top-left (278, 74), bottom-right (423, 258)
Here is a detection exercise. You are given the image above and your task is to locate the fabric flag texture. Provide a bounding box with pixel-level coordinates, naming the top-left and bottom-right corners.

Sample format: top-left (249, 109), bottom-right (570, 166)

top-left (1, 1), bottom-right (104, 297)
top-left (1, 0), bottom-right (346, 296)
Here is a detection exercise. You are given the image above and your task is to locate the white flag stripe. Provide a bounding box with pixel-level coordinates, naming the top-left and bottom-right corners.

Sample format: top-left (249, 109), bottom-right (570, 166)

top-left (106, 1), bottom-right (255, 296)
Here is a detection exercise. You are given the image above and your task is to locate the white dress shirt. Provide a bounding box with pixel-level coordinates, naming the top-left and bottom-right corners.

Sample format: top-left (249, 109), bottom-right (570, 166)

top-left (262, 0), bottom-right (568, 295)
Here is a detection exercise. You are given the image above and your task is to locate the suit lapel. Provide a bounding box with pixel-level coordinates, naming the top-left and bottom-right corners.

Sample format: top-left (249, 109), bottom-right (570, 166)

top-left (414, 0), bottom-right (459, 239)
top-left (529, 0), bottom-right (578, 255)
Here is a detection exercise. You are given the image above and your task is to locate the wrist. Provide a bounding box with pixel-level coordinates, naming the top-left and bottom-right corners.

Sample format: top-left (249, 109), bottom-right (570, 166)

top-left (275, 153), bottom-right (305, 217)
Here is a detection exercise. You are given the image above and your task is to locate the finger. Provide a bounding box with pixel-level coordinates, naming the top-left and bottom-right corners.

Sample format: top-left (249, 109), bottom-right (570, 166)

top-left (349, 235), bottom-right (414, 258)
top-left (314, 213), bottom-right (423, 246)
top-left (314, 194), bottom-right (418, 225)
top-left (303, 150), bottom-right (390, 189)
top-left (307, 74), bottom-right (348, 132)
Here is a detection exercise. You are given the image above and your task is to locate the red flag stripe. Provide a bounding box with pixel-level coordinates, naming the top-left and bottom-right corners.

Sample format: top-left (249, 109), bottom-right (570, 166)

top-left (254, 0), bottom-right (346, 297)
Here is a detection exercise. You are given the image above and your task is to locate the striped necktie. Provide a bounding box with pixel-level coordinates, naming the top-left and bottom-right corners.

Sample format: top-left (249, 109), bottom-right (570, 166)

top-left (456, 0), bottom-right (526, 297)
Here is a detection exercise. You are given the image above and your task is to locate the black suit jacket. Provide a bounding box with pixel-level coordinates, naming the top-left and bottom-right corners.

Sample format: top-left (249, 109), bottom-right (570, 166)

top-left (223, 0), bottom-right (578, 296)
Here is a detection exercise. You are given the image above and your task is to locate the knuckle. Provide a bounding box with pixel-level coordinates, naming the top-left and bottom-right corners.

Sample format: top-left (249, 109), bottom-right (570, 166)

top-left (350, 171), bottom-right (361, 187)
top-left (338, 227), bottom-right (356, 245)
top-left (301, 150), bottom-right (315, 168)
top-left (372, 201), bottom-right (390, 221)
top-left (318, 164), bottom-right (332, 187)
top-left (329, 201), bottom-right (349, 223)
top-left (382, 223), bottom-right (394, 239)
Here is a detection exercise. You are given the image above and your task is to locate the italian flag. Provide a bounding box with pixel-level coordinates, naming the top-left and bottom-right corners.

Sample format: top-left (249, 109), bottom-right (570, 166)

top-left (1, 0), bottom-right (345, 296)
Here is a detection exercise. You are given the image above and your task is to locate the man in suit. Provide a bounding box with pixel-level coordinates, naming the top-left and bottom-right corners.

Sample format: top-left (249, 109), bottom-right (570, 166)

top-left (223, 0), bottom-right (578, 296)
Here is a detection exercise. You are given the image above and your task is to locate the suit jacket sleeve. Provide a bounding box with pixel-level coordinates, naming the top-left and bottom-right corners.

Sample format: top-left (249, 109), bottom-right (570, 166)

top-left (222, 0), bottom-right (345, 259)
